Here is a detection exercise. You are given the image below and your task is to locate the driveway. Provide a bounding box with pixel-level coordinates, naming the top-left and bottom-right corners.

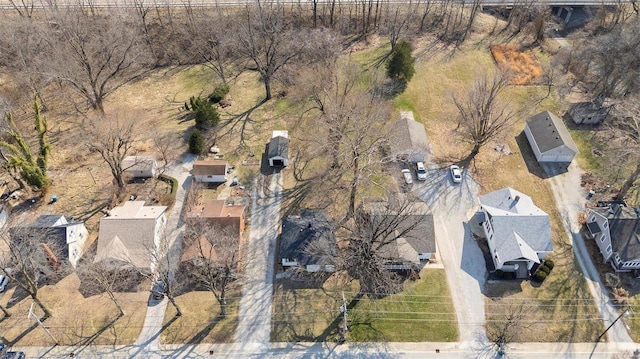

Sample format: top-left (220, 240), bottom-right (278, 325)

top-left (233, 172), bottom-right (282, 349)
top-left (543, 162), bottom-right (634, 344)
top-left (414, 165), bottom-right (487, 347)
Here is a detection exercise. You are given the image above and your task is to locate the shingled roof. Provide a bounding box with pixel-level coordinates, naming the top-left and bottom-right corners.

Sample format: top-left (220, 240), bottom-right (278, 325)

top-left (526, 111), bottom-right (578, 154)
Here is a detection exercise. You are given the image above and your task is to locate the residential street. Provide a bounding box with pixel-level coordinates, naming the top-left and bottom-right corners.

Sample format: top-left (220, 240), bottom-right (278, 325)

top-left (543, 162), bottom-right (634, 344)
top-left (233, 172), bottom-right (283, 349)
top-left (414, 167), bottom-right (486, 346)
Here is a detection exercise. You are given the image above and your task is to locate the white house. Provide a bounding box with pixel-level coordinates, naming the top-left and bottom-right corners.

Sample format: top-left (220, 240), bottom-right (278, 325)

top-left (192, 160), bottom-right (229, 183)
top-left (389, 111), bottom-right (430, 163)
top-left (478, 187), bottom-right (553, 279)
top-left (122, 156), bottom-right (158, 178)
top-left (524, 111), bottom-right (578, 163)
top-left (585, 204), bottom-right (640, 272)
top-left (268, 130), bottom-right (289, 167)
top-left (95, 201), bottom-right (167, 271)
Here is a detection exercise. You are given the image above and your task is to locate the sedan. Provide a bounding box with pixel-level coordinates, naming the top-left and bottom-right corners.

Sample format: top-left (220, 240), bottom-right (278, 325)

top-left (450, 164), bottom-right (462, 183)
top-left (401, 169), bottom-right (413, 185)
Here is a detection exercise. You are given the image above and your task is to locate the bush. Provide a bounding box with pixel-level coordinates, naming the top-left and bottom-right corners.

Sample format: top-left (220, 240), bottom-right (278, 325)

top-left (188, 96), bottom-right (220, 130)
top-left (208, 84), bottom-right (230, 104)
top-left (386, 41), bottom-right (415, 83)
top-left (188, 129), bottom-right (204, 155)
top-left (158, 174), bottom-right (178, 195)
top-left (539, 264), bottom-right (551, 274)
top-left (533, 270), bottom-right (547, 282)
top-left (544, 259), bottom-right (554, 270)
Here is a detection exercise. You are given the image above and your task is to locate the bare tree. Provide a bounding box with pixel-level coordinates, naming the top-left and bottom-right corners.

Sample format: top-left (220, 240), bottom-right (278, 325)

top-left (484, 300), bottom-right (530, 357)
top-left (604, 97), bottom-right (640, 200)
top-left (78, 261), bottom-right (130, 317)
top-left (183, 221), bottom-right (241, 317)
top-left (453, 71), bottom-right (517, 166)
top-left (85, 111), bottom-right (140, 194)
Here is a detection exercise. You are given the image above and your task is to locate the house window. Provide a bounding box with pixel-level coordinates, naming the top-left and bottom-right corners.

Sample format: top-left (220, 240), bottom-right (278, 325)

top-left (590, 215), bottom-right (596, 222)
top-left (600, 234), bottom-right (606, 243)
top-left (603, 221), bottom-right (608, 230)
top-left (605, 245), bottom-right (612, 254)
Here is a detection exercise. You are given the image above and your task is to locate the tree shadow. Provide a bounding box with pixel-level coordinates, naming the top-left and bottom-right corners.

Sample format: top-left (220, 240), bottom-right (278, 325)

top-left (67, 313), bottom-right (123, 355)
top-left (185, 315), bottom-right (223, 344)
top-left (216, 98), bottom-right (268, 148)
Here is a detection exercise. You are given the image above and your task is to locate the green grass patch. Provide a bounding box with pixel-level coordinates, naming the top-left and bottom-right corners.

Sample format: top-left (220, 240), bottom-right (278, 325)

top-left (394, 97), bottom-right (422, 123)
top-left (350, 40), bottom-right (392, 69)
top-left (629, 297), bottom-right (640, 341)
top-left (569, 128), bottom-right (605, 173)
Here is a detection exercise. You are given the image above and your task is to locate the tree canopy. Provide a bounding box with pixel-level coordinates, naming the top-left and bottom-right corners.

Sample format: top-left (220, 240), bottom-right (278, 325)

top-left (386, 41), bottom-right (415, 83)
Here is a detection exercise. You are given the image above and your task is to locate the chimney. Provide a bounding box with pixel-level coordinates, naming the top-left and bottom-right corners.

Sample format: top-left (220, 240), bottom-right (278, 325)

top-left (514, 195), bottom-right (520, 202)
top-left (227, 212), bottom-right (231, 217)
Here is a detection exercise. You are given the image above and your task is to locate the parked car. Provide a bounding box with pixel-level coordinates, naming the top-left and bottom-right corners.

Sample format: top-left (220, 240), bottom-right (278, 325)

top-left (0, 275), bottom-right (9, 293)
top-left (416, 162), bottom-right (427, 181)
top-left (1, 351), bottom-right (25, 359)
top-left (450, 164), bottom-right (462, 183)
top-left (401, 168), bottom-right (413, 185)
top-left (151, 281), bottom-right (166, 300)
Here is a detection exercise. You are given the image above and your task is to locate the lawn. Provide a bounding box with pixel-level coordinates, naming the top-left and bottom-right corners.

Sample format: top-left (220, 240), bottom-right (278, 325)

top-left (272, 269), bottom-right (457, 342)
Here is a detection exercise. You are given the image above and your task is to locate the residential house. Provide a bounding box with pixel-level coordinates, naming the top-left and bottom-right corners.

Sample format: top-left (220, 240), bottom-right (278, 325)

top-left (524, 110), bottom-right (579, 163)
top-left (268, 130), bottom-right (289, 167)
top-left (585, 204), bottom-right (640, 272)
top-left (10, 214), bottom-right (89, 268)
top-left (192, 160), bottom-right (229, 183)
top-left (568, 98), bottom-right (611, 125)
top-left (181, 234), bottom-right (219, 268)
top-left (187, 199), bottom-right (245, 238)
top-left (362, 201), bottom-right (436, 270)
top-left (389, 111), bottom-right (430, 163)
top-left (122, 155), bottom-right (158, 178)
top-left (478, 187), bottom-right (553, 278)
top-left (279, 210), bottom-right (337, 273)
top-left (95, 201), bottom-right (167, 271)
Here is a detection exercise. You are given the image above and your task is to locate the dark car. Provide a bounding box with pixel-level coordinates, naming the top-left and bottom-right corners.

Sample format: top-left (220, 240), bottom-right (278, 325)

top-left (151, 281), bottom-right (166, 300)
top-left (2, 351), bottom-right (25, 359)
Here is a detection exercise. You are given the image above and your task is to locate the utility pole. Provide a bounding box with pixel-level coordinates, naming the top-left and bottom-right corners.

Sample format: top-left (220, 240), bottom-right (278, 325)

top-left (27, 303), bottom-right (58, 345)
top-left (339, 291), bottom-right (348, 343)
top-left (588, 306), bottom-right (628, 359)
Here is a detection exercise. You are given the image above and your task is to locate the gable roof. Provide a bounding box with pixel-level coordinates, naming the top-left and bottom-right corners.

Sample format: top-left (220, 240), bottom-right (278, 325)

top-left (592, 205), bottom-right (640, 262)
top-left (268, 135), bottom-right (289, 160)
top-left (192, 161), bottom-right (228, 176)
top-left (526, 111), bottom-right (578, 154)
top-left (181, 234), bottom-right (219, 263)
top-left (363, 202), bottom-right (436, 263)
top-left (479, 187), bottom-right (553, 262)
top-left (280, 210), bottom-right (336, 267)
top-left (389, 111), bottom-right (430, 158)
top-left (95, 201), bottom-right (166, 269)
top-left (122, 156), bottom-right (157, 172)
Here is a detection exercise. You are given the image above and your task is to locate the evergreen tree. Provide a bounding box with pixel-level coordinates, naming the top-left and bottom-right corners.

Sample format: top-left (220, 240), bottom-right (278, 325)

top-left (189, 129), bottom-right (204, 155)
top-left (386, 41), bottom-right (415, 83)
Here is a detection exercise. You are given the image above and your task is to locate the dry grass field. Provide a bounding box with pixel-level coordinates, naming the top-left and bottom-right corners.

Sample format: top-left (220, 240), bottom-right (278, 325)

top-left (491, 44), bottom-right (544, 85)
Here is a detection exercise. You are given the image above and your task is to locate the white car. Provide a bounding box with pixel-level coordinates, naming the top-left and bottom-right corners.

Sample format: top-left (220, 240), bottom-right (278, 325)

top-left (401, 169), bottom-right (413, 185)
top-left (416, 162), bottom-right (427, 181)
top-left (0, 275), bottom-right (9, 293)
top-left (450, 164), bottom-right (462, 183)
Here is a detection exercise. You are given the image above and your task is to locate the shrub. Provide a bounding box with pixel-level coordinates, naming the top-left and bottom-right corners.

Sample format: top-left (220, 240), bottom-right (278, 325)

top-left (159, 174), bottom-right (178, 195)
top-left (188, 129), bottom-right (204, 155)
top-left (544, 259), bottom-right (555, 270)
top-left (539, 264), bottom-right (551, 274)
top-left (386, 41), bottom-right (415, 83)
top-left (533, 270), bottom-right (547, 282)
top-left (188, 96), bottom-right (220, 130)
top-left (208, 84), bottom-right (230, 104)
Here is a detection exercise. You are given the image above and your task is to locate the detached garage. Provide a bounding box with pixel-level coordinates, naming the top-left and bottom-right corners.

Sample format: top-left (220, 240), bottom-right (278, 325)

top-left (268, 130), bottom-right (289, 167)
top-left (524, 110), bottom-right (578, 163)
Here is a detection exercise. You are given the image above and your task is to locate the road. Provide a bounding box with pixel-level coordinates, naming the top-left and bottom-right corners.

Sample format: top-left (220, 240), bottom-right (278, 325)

top-left (131, 154), bottom-right (197, 358)
top-left (543, 162), bottom-right (634, 344)
top-left (233, 172), bottom-right (283, 349)
top-left (414, 166), bottom-right (486, 347)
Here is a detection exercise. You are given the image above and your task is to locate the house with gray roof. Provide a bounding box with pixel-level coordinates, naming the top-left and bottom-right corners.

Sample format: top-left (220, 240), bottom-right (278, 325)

top-left (362, 201), bottom-right (436, 270)
top-left (95, 201), bottom-right (167, 270)
top-left (478, 187), bottom-right (553, 279)
top-left (389, 111), bottom-right (430, 163)
top-left (122, 155), bottom-right (158, 178)
top-left (280, 210), bottom-right (336, 273)
top-left (524, 110), bottom-right (578, 163)
top-left (585, 204), bottom-right (640, 272)
top-left (268, 130), bottom-right (289, 167)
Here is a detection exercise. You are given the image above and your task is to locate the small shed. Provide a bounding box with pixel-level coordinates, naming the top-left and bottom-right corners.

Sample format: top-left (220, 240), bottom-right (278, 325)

top-left (122, 156), bottom-right (158, 178)
top-left (524, 111), bottom-right (578, 163)
top-left (568, 98), bottom-right (611, 125)
top-left (268, 130), bottom-right (289, 167)
top-left (389, 111), bottom-right (430, 163)
top-left (192, 160), bottom-right (229, 183)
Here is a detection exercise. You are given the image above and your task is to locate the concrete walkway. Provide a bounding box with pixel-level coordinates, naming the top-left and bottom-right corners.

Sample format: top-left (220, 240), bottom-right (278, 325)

top-left (233, 172), bottom-right (283, 349)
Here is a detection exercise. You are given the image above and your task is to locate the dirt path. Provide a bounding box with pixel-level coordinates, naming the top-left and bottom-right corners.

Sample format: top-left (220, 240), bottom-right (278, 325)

top-left (414, 166), bottom-right (486, 347)
top-left (544, 162), bottom-right (633, 344)
top-left (233, 172), bottom-right (282, 349)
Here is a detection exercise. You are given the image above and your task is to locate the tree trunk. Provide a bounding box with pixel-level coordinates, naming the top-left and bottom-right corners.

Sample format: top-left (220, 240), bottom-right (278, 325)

top-left (264, 77), bottom-right (272, 101)
top-left (462, 144), bottom-right (481, 166)
top-left (168, 295), bottom-right (183, 317)
top-left (313, 0), bottom-right (318, 27)
top-left (32, 294), bottom-right (51, 318)
top-left (616, 160), bottom-right (640, 200)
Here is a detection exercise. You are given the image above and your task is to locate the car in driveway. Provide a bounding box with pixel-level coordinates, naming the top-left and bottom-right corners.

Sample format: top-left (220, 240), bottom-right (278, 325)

top-left (0, 275), bottom-right (9, 293)
top-left (416, 162), bottom-right (427, 181)
top-left (150, 281), bottom-right (166, 301)
top-left (450, 164), bottom-right (462, 183)
top-left (401, 168), bottom-right (413, 186)
top-left (1, 351), bottom-right (25, 359)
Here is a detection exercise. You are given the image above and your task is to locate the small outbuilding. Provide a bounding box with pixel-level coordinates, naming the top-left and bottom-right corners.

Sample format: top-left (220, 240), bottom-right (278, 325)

top-left (122, 156), bottom-right (158, 178)
top-left (192, 160), bottom-right (229, 183)
top-left (524, 110), bottom-right (578, 163)
top-left (389, 111), bottom-right (430, 163)
top-left (268, 130), bottom-right (289, 167)
top-left (568, 98), bottom-right (611, 125)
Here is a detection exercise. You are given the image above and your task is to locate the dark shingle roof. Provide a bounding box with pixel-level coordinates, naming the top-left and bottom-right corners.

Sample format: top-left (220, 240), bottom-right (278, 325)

top-left (268, 136), bottom-right (289, 160)
top-left (280, 210), bottom-right (336, 266)
top-left (593, 205), bottom-right (640, 263)
top-left (526, 111), bottom-right (578, 153)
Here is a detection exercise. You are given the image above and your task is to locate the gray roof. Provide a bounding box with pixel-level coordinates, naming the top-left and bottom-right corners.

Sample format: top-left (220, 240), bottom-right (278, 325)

top-left (479, 187), bottom-right (553, 263)
top-left (592, 205), bottom-right (640, 263)
top-left (280, 210), bottom-right (336, 266)
top-left (389, 111), bottom-right (430, 160)
top-left (268, 136), bottom-right (289, 160)
top-left (526, 111), bottom-right (578, 154)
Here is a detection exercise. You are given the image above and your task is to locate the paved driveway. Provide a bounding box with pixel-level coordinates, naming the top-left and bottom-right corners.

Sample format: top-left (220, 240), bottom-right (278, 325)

top-left (414, 165), bottom-right (487, 347)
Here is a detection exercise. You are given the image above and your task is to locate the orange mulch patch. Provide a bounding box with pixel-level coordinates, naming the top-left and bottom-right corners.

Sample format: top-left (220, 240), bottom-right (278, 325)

top-left (490, 44), bottom-right (543, 85)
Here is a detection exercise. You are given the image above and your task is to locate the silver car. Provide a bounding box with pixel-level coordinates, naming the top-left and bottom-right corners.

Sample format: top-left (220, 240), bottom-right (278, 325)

top-left (450, 164), bottom-right (462, 183)
top-left (401, 169), bottom-right (413, 185)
